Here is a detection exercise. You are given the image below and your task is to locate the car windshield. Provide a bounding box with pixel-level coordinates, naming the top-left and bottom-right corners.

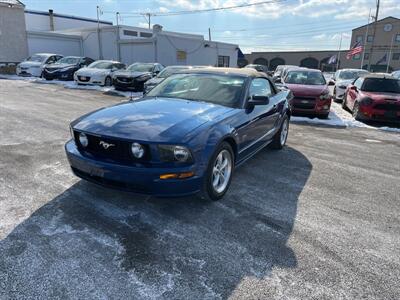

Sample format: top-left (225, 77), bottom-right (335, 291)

top-left (362, 78), bottom-right (400, 93)
top-left (285, 70), bottom-right (326, 85)
top-left (338, 70), bottom-right (368, 80)
top-left (88, 61), bottom-right (113, 69)
top-left (127, 64), bottom-right (153, 72)
top-left (157, 67), bottom-right (186, 78)
top-left (55, 57), bottom-right (80, 64)
top-left (26, 54), bottom-right (48, 63)
top-left (146, 73), bottom-right (245, 108)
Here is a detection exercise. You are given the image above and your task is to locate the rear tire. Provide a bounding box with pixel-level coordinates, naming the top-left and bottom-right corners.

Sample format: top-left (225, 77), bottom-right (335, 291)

top-left (199, 142), bottom-right (234, 201)
top-left (352, 101), bottom-right (363, 121)
top-left (270, 115), bottom-right (289, 150)
top-left (342, 92), bottom-right (348, 110)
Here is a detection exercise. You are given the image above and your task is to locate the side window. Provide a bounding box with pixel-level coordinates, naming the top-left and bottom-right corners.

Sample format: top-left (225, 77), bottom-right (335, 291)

top-left (56, 55), bottom-right (63, 61)
top-left (354, 78), bottom-right (363, 89)
top-left (115, 63), bottom-right (125, 69)
top-left (249, 78), bottom-right (273, 97)
top-left (46, 56), bottom-right (56, 64)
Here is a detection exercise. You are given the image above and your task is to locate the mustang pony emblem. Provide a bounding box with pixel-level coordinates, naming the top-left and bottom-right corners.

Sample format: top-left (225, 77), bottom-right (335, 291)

top-left (99, 141), bottom-right (115, 149)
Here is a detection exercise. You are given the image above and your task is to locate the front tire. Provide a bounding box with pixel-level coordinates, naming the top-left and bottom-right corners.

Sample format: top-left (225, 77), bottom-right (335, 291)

top-left (342, 92), bottom-right (348, 110)
top-left (104, 76), bottom-right (112, 87)
top-left (200, 142), bottom-right (234, 201)
top-left (270, 115), bottom-right (289, 150)
top-left (352, 101), bottom-right (363, 121)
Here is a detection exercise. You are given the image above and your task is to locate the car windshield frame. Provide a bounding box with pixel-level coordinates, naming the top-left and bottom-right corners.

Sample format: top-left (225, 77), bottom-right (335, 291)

top-left (26, 54), bottom-right (48, 63)
top-left (127, 63), bottom-right (154, 72)
top-left (145, 73), bottom-right (247, 108)
top-left (87, 61), bottom-right (114, 69)
top-left (361, 78), bottom-right (400, 93)
top-left (338, 70), bottom-right (368, 80)
top-left (284, 70), bottom-right (326, 85)
top-left (55, 57), bottom-right (80, 65)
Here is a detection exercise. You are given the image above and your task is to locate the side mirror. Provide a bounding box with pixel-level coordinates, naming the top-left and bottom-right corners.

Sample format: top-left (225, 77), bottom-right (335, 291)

top-left (247, 95), bottom-right (269, 106)
top-left (350, 85), bottom-right (357, 91)
top-left (153, 70), bottom-right (160, 76)
top-left (274, 77), bottom-right (282, 84)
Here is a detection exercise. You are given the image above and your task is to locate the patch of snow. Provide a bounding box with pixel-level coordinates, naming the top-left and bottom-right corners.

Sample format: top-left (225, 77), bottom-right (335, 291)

top-left (291, 102), bottom-right (400, 133)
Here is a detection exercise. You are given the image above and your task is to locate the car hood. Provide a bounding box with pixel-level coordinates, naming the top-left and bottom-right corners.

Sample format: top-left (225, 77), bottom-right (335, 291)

top-left (284, 83), bottom-right (328, 97)
top-left (72, 97), bottom-right (234, 142)
top-left (336, 79), bottom-right (353, 87)
top-left (45, 63), bottom-right (76, 70)
top-left (146, 77), bottom-right (164, 85)
top-left (76, 68), bottom-right (110, 76)
top-left (113, 70), bottom-right (151, 78)
top-left (361, 91), bottom-right (400, 101)
top-left (19, 61), bottom-right (43, 68)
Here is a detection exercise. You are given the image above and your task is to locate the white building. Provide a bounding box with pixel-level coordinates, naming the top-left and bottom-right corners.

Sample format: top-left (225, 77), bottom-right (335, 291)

top-left (0, 1), bottom-right (239, 67)
top-left (45, 24), bottom-right (238, 67)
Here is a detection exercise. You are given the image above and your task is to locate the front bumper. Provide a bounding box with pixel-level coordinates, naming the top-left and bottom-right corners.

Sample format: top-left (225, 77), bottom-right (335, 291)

top-left (43, 69), bottom-right (74, 80)
top-left (358, 105), bottom-right (400, 123)
top-left (113, 78), bottom-right (147, 91)
top-left (334, 86), bottom-right (346, 100)
top-left (290, 97), bottom-right (332, 115)
top-left (16, 67), bottom-right (42, 77)
top-left (75, 75), bottom-right (105, 85)
top-left (65, 140), bottom-right (203, 197)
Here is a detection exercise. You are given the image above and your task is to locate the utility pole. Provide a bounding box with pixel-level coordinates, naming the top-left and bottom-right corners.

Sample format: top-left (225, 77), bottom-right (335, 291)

top-left (116, 12), bottom-right (120, 26)
top-left (360, 9), bottom-right (371, 69)
top-left (96, 6), bottom-right (103, 59)
top-left (144, 13), bottom-right (151, 29)
top-left (336, 33), bottom-right (342, 71)
top-left (208, 28), bottom-right (212, 41)
top-left (367, 0), bottom-right (380, 71)
top-left (386, 34), bottom-right (395, 73)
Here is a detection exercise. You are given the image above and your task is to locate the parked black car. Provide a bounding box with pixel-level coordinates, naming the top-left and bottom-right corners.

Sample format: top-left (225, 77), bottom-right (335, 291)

top-left (42, 56), bottom-right (94, 81)
top-left (113, 63), bottom-right (164, 92)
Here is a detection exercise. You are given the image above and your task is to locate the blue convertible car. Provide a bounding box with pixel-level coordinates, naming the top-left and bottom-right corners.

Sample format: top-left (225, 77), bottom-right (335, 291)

top-left (65, 68), bottom-right (292, 200)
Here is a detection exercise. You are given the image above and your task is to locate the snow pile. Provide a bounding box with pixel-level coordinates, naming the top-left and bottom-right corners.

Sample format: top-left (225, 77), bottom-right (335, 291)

top-left (0, 74), bottom-right (143, 99)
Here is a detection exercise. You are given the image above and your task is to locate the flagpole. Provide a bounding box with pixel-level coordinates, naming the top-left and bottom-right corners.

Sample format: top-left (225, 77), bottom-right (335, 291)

top-left (336, 33), bottom-right (342, 71)
top-left (361, 9), bottom-right (371, 69)
top-left (386, 34), bottom-right (395, 73)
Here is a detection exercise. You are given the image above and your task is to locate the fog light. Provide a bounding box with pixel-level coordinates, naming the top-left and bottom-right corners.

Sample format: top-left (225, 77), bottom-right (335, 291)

top-left (160, 171), bottom-right (194, 180)
top-left (323, 105), bottom-right (329, 110)
top-left (131, 142), bottom-right (144, 158)
top-left (79, 132), bottom-right (88, 147)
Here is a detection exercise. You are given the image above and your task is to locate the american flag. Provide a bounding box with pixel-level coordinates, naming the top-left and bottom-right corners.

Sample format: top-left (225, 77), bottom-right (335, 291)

top-left (346, 41), bottom-right (363, 59)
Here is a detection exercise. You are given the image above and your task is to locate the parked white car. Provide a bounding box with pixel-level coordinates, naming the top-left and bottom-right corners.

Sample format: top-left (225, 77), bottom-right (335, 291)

top-left (74, 60), bottom-right (125, 86)
top-left (331, 69), bottom-right (369, 102)
top-left (16, 53), bottom-right (63, 77)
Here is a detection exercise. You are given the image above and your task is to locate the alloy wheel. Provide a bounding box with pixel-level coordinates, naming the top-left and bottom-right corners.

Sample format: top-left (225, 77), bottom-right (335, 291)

top-left (212, 149), bottom-right (232, 194)
top-left (280, 118), bottom-right (289, 146)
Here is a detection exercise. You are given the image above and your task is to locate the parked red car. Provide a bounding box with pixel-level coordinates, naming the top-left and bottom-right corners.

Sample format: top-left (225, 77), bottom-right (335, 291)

top-left (343, 74), bottom-right (400, 123)
top-left (282, 68), bottom-right (331, 118)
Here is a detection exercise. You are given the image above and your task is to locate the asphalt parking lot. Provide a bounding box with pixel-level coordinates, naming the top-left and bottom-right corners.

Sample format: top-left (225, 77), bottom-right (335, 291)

top-left (1, 79), bottom-right (400, 299)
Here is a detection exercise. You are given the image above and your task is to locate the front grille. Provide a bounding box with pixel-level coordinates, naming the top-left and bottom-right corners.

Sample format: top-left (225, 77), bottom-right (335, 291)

top-left (78, 76), bottom-right (90, 82)
top-left (74, 131), bottom-right (151, 164)
top-left (373, 103), bottom-right (400, 112)
top-left (117, 77), bottom-right (133, 83)
top-left (292, 97), bottom-right (316, 109)
top-left (71, 167), bottom-right (149, 193)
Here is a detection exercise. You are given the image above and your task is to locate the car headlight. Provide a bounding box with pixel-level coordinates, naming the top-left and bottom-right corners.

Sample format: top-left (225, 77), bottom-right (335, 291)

top-left (158, 145), bottom-right (193, 163)
top-left (320, 92), bottom-right (331, 100)
top-left (79, 132), bottom-right (88, 147)
top-left (360, 97), bottom-right (373, 106)
top-left (131, 142), bottom-right (145, 158)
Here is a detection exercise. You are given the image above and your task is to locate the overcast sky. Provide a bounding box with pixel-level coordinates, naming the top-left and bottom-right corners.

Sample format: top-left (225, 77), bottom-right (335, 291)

top-left (21, 0), bottom-right (400, 53)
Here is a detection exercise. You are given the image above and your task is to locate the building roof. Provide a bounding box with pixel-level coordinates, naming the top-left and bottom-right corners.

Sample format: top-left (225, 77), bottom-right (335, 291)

top-left (352, 16), bottom-right (400, 31)
top-left (0, 0), bottom-right (25, 7)
top-left (25, 9), bottom-right (112, 25)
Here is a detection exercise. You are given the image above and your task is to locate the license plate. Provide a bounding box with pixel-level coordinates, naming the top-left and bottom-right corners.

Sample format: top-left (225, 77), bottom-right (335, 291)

top-left (80, 76), bottom-right (87, 80)
top-left (89, 167), bottom-right (104, 178)
top-left (301, 100), bottom-right (310, 103)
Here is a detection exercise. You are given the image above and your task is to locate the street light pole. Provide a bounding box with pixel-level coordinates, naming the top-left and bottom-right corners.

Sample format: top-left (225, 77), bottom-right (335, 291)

top-left (96, 6), bottom-right (103, 60)
top-left (336, 33), bottom-right (343, 71)
top-left (367, 0), bottom-right (380, 71)
top-left (360, 9), bottom-right (371, 69)
top-left (386, 34), bottom-right (395, 73)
